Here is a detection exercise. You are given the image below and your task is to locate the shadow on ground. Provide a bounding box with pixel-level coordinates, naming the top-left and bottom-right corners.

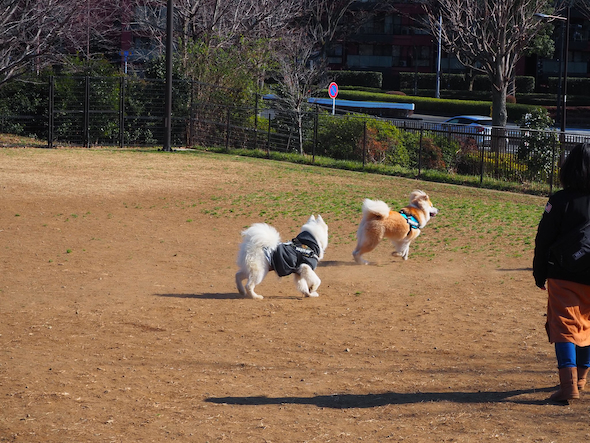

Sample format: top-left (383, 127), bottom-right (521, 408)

top-left (206, 387), bottom-right (557, 408)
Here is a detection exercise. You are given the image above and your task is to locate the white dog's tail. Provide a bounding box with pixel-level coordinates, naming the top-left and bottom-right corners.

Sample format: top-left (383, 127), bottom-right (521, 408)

top-left (240, 223), bottom-right (281, 249)
top-left (361, 198), bottom-right (390, 219)
top-left (237, 223), bottom-right (282, 268)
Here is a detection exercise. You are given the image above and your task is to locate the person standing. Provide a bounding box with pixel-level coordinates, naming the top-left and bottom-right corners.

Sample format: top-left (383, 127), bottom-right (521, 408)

top-left (533, 142), bottom-right (590, 403)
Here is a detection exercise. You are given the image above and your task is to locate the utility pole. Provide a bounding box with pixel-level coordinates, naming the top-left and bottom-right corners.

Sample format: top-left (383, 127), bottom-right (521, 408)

top-left (163, 0), bottom-right (173, 151)
top-left (435, 15), bottom-right (442, 99)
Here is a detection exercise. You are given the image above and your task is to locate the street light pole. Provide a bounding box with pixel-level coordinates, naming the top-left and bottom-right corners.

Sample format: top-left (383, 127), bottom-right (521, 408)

top-left (534, 8), bottom-right (570, 134)
top-left (435, 14), bottom-right (442, 99)
top-left (561, 6), bottom-right (570, 134)
top-left (163, 0), bottom-right (174, 152)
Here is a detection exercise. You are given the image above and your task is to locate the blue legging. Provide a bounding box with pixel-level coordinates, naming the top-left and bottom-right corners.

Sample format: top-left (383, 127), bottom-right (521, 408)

top-left (555, 342), bottom-right (590, 368)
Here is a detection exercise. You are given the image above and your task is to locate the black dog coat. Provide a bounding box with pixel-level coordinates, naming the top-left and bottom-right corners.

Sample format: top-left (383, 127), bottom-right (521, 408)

top-left (270, 231), bottom-right (321, 277)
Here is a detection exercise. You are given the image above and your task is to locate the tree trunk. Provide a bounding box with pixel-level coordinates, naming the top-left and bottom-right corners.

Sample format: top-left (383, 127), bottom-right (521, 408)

top-left (297, 111), bottom-right (304, 155)
top-left (491, 80), bottom-right (508, 127)
top-left (466, 68), bottom-right (475, 92)
top-left (491, 77), bottom-right (508, 155)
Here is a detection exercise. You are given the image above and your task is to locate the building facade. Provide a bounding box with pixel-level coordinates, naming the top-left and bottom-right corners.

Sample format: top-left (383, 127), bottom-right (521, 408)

top-left (328, 1), bottom-right (590, 92)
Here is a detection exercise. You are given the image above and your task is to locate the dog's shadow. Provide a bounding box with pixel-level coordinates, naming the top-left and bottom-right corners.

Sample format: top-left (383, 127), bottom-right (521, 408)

top-left (156, 292), bottom-right (241, 300)
top-left (205, 386), bottom-right (556, 408)
top-left (155, 293), bottom-right (302, 300)
top-left (321, 260), bottom-right (363, 267)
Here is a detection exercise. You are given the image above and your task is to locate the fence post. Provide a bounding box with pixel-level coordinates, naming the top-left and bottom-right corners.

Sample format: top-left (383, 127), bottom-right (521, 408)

top-left (550, 136), bottom-right (556, 195)
top-left (48, 76), bottom-right (54, 149)
top-left (418, 124), bottom-right (423, 177)
top-left (83, 76), bottom-right (90, 148)
top-left (119, 76), bottom-right (125, 149)
top-left (254, 92), bottom-right (259, 151)
top-left (313, 106), bottom-right (318, 163)
top-left (225, 108), bottom-right (231, 151)
top-left (362, 120), bottom-right (367, 167)
top-left (479, 142), bottom-right (485, 184)
top-left (266, 116), bottom-right (272, 158)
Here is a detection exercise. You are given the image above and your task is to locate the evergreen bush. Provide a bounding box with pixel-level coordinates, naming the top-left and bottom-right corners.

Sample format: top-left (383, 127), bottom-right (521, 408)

top-left (331, 70), bottom-right (383, 89)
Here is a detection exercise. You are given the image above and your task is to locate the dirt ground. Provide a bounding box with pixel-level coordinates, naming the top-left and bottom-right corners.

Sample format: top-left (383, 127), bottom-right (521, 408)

top-left (2, 148), bottom-right (589, 442)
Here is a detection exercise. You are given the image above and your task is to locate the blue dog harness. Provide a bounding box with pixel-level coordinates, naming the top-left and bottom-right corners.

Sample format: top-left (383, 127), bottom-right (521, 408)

top-left (399, 209), bottom-right (420, 234)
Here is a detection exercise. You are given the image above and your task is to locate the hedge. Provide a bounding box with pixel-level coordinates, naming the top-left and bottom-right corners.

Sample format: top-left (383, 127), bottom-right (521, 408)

top-left (399, 72), bottom-right (535, 93)
top-left (336, 89), bottom-right (537, 122)
top-left (548, 76), bottom-right (590, 96)
top-left (330, 70), bottom-right (383, 89)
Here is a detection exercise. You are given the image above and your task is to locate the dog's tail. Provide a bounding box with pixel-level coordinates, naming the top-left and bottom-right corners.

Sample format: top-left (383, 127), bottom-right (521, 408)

top-left (361, 198), bottom-right (390, 220)
top-left (240, 223), bottom-right (281, 250)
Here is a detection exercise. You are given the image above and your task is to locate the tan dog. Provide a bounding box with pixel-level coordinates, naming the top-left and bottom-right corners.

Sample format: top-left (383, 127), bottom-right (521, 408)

top-left (352, 190), bottom-right (438, 264)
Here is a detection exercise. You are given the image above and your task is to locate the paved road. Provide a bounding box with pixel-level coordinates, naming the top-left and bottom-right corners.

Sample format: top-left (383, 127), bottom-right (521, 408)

top-left (410, 113), bottom-right (590, 136)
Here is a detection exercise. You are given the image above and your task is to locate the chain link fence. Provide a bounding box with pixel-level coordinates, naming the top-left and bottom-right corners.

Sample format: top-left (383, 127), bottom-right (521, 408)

top-left (1, 76), bottom-right (590, 192)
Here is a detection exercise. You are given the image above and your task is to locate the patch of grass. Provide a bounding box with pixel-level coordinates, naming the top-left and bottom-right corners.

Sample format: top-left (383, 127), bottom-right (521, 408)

top-left (196, 146), bottom-right (554, 197)
top-left (174, 149), bottom-right (545, 257)
top-left (0, 133), bottom-right (47, 148)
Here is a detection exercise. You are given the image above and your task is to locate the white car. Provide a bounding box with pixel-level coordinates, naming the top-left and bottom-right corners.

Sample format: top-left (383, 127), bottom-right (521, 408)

top-left (440, 115), bottom-right (493, 146)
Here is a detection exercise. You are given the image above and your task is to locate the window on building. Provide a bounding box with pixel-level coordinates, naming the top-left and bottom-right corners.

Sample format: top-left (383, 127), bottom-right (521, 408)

top-left (392, 16), bottom-right (402, 35)
top-left (359, 16), bottom-right (393, 35)
top-left (359, 44), bottom-right (373, 56)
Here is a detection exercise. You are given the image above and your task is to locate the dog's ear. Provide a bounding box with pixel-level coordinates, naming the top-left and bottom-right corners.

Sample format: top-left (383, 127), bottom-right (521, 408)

top-left (410, 190), bottom-right (427, 203)
top-left (317, 214), bottom-right (325, 224)
top-left (307, 215), bottom-right (316, 223)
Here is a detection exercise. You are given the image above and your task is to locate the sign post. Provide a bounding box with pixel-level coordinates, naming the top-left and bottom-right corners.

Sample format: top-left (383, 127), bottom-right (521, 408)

top-left (328, 82), bottom-right (338, 115)
top-left (120, 50), bottom-right (132, 74)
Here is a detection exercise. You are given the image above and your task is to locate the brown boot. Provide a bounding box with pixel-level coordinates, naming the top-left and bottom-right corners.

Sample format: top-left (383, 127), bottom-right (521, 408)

top-left (550, 367), bottom-right (580, 403)
top-left (578, 366), bottom-right (590, 391)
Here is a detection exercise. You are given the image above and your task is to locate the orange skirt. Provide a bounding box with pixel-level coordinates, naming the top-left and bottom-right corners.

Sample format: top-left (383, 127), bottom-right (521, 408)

top-left (546, 279), bottom-right (590, 346)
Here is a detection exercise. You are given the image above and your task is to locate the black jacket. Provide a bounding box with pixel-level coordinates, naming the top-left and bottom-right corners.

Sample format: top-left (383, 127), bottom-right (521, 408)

top-left (533, 189), bottom-right (590, 287)
top-left (271, 231), bottom-right (321, 277)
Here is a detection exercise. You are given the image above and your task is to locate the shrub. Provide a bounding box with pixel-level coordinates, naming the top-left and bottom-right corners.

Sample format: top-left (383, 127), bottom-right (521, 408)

top-left (420, 138), bottom-right (446, 170)
top-left (330, 70), bottom-right (383, 89)
top-left (316, 113), bottom-right (365, 160)
top-left (399, 73), bottom-right (535, 93)
top-left (364, 119), bottom-right (410, 167)
top-left (548, 77), bottom-right (590, 96)
top-left (316, 113), bottom-right (409, 167)
top-left (517, 107), bottom-right (559, 181)
top-left (401, 131), bottom-right (456, 171)
top-left (454, 138), bottom-right (480, 175)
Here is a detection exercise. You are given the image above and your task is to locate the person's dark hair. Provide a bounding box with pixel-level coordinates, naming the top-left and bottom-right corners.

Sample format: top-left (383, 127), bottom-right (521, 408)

top-left (560, 142), bottom-right (590, 193)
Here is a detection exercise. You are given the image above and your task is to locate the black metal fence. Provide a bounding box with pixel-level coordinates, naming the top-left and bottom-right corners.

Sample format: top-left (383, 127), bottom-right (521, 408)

top-left (2, 76), bottom-right (590, 191)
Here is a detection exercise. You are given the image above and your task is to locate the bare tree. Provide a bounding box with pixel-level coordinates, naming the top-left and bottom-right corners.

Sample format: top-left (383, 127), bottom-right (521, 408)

top-left (425, 0), bottom-right (554, 127)
top-left (64, 0), bottom-right (129, 62)
top-left (172, 0), bottom-right (304, 71)
top-left (573, 0), bottom-right (590, 18)
top-left (0, 0), bottom-right (133, 83)
top-left (0, 0), bottom-right (89, 84)
top-left (271, 30), bottom-right (327, 155)
top-left (302, 0), bottom-right (357, 62)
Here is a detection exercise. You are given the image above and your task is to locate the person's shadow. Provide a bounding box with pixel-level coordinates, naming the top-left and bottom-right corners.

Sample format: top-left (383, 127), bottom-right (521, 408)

top-left (205, 387), bottom-right (556, 408)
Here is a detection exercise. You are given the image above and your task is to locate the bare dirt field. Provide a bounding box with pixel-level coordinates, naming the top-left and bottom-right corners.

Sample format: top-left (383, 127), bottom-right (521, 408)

top-left (2, 148), bottom-right (589, 442)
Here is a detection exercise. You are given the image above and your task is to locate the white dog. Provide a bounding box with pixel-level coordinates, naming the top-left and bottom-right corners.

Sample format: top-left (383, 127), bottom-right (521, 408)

top-left (235, 215), bottom-right (328, 299)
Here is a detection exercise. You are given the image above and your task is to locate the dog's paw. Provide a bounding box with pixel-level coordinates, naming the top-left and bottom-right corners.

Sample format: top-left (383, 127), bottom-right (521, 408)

top-left (307, 292), bottom-right (319, 297)
top-left (353, 255), bottom-right (369, 265)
